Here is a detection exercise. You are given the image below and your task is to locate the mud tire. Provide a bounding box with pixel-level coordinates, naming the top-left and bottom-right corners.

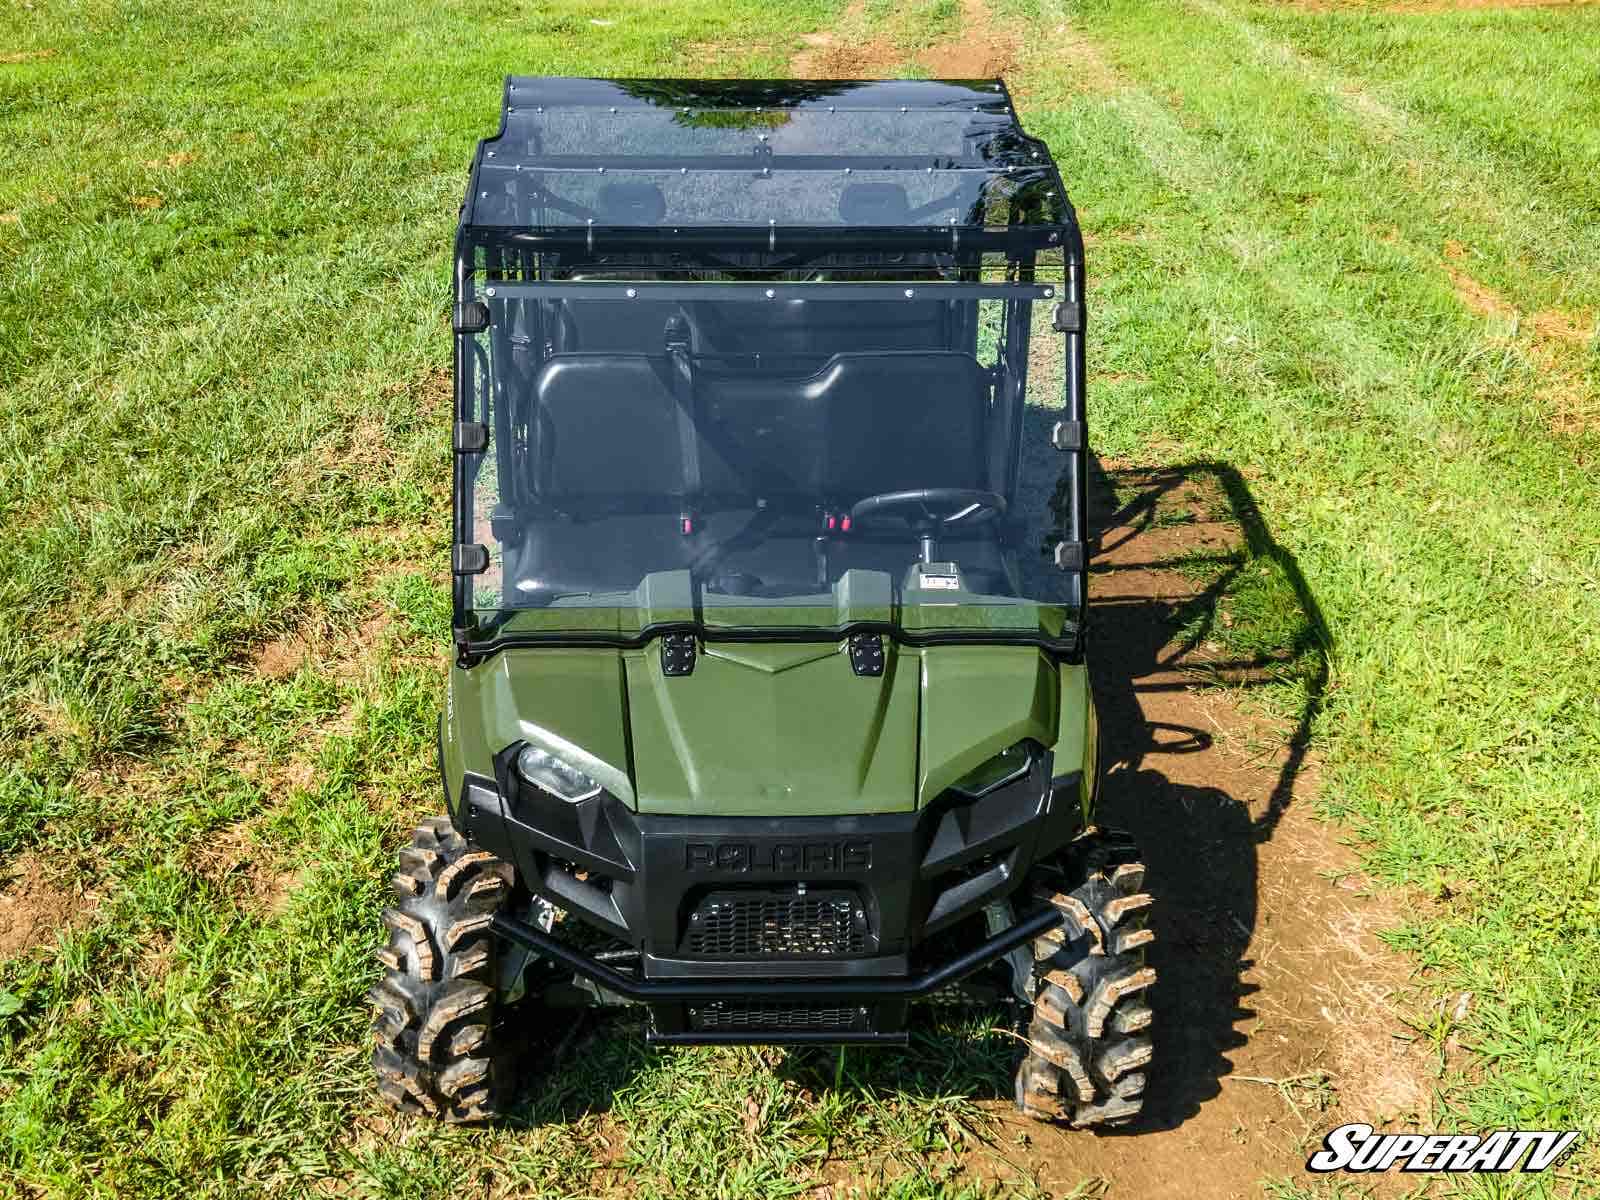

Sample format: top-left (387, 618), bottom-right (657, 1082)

top-left (1014, 827), bottom-right (1156, 1129)
top-left (369, 816), bottom-right (515, 1122)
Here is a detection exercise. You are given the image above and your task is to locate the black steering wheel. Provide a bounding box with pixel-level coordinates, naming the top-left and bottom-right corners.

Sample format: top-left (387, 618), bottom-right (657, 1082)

top-left (849, 489), bottom-right (1007, 565)
top-left (849, 488), bottom-right (1007, 529)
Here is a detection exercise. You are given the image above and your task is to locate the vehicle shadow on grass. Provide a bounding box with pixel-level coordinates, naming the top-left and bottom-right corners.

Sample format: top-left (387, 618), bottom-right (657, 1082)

top-left (499, 457), bottom-right (1331, 1139)
top-left (1082, 454), bottom-right (1331, 1134)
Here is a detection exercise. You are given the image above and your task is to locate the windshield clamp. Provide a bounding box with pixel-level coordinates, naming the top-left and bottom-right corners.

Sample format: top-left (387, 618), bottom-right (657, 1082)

top-left (1049, 420), bottom-right (1084, 452)
top-left (453, 301), bottom-right (491, 334)
top-left (453, 544), bottom-right (489, 575)
top-left (1052, 541), bottom-right (1086, 572)
top-left (848, 633), bottom-right (886, 677)
top-left (1051, 300), bottom-right (1083, 334)
top-left (661, 632), bottom-right (697, 677)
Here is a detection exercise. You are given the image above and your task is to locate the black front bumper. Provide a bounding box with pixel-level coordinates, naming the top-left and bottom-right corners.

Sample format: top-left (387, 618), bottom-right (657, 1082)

top-left (452, 747), bottom-right (1083, 1042)
top-left (491, 903), bottom-right (1063, 1044)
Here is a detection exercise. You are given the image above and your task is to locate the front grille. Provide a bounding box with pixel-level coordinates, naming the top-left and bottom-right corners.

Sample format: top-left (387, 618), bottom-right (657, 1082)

top-left (688, 1001), bottom-right (870, 1033)
top-left (683, 889), bottom-right (872, 958)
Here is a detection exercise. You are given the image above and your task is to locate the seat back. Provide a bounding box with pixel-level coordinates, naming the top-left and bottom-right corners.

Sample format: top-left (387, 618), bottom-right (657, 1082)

top-left (695, 351), bottom-right (988, 504)
top-left (531, 354), bottom-right (683, 504)
top-left (820, 352), bottom-right (988, 497)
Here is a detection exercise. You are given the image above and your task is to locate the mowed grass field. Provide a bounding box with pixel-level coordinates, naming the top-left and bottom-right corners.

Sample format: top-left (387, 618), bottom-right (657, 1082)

top-left (2, 0), bottom-right (1599, 1196)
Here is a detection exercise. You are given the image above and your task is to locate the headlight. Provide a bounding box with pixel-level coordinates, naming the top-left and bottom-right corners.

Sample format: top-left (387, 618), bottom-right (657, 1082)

top-left (515, 744), bottom-right (602, 803)
top-left (949, 742), bottom-right (1032, 799)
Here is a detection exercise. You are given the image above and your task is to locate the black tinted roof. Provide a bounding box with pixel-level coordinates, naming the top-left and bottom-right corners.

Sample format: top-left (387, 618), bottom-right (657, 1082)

top-left (462, 77), bottom-right (1072, 237)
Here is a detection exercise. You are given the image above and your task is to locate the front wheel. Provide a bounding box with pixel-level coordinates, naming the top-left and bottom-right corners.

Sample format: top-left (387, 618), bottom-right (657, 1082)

top-left (1014, 828), bottom-right (1157, 1128)
top-left (368, 816), bottom-right (516, 1121)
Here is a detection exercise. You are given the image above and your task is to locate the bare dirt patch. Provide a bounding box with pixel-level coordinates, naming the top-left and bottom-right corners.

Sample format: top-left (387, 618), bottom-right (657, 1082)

top-left (186, 819), bottom-right (301, 914)
top-left (920, 0), bottom-right (1021, 78)
top-left (143, 151), bottom-right (195, 170)
top-left (0, 48), bottom-right (56, 64)
top-left (1273, 0), bottom-right (1598, 11)
top-left (792, 1), bottom-right (907, 78)
top-left (1442, 242), bottom-right (1598, 436)
top-left (1388, 0), bottom-right (1599, 10)
top-left (792, 0), bottom-right (1018, 79)
top-left (255, 636), bottom-right (307, 680)
top-left (0, 854), bottom-right (97, 960)
top-left (977, 462), bottom-right (1432, 1197)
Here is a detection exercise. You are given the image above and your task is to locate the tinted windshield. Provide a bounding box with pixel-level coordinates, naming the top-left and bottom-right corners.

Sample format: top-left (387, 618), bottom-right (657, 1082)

top-left (456, 281), bottom-right (1077, 642)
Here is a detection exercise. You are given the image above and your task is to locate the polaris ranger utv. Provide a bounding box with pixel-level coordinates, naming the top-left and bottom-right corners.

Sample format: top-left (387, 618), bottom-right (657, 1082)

top-left (370, 76), bottom-right (1155, 1128)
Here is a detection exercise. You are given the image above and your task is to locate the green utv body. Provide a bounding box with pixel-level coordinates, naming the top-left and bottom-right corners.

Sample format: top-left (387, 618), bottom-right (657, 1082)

top-left (371, 76), bottom-right (1156, 1128)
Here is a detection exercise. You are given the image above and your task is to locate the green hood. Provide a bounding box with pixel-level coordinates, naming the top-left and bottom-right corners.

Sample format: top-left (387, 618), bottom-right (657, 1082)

top-left (446, 641), bottom-right (1078, 817)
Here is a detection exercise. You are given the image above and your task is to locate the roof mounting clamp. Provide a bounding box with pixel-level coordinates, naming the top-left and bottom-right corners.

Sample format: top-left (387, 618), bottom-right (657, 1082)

top-left (1050, 420), bottom-right (1084, 452)
top-left (1052, 300), bottom-right (1083, 334)
top-left (454, 301), bottom-right (491, 334)
top-left (1052, 540), bottom-right (1087, 572)
top-left (453, 544), bottom-right (490, 576)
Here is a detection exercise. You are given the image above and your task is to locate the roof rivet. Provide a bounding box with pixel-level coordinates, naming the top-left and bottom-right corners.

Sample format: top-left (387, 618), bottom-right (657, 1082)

top-left (486, 150), bottom-right (495, 157)
top-left (536, 105), bottom-right (544, 113)
top-left (758, 133), bottom-right (768, 142)
top-left (762, 166), bottom-right (770, 176)
top-left (904, 288), bottom-right (916, 298)
top-left (680, 166), bottom-right (688, 174)
top-left (485, 287), bottom-right (496, 297)
top-left (609, 106), bottom-right (617, 114)
top-left (765, 288), bottom-right (776, 299)
top-left (625, 288), bottom-right (637, 298)
top-left (828, 105), bottom-right (836, 113)
top-left (843, 167), bottom-right (852, 175)
top-left (479, 191), bottom-right (487, 198)
top-left (926, 166), bottom-right (933, 173)
top-left (900, 106), bottom-right (908, 113)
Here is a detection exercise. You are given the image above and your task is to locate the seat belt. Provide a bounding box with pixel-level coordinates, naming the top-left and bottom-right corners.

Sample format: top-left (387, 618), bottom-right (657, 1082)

top-left (663, 313), bottom-right (701, 535)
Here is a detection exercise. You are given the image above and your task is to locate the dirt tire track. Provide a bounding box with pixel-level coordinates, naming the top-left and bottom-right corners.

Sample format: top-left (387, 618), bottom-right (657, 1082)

top-left (971, 462), bottom-right (1431, 1197)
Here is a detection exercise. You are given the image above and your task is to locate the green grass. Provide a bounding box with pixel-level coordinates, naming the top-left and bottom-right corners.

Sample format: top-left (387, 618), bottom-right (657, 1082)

top-left (3, 0), bottom-right (1600, 1195)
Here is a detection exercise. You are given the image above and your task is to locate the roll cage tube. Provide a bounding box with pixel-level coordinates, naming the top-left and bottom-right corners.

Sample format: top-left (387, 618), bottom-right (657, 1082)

top-left (448, 249), bottom-right (1091, 662)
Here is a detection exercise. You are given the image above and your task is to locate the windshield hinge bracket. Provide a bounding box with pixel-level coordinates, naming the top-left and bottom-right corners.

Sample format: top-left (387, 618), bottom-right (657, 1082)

top-left (1051, 300), bottom-right (1083, 334)
top-left (452, 544), bottom-right (489, 575)
top-left (454, 421), bottom-right (489, 454)
top-left (454, 301), bottom-right (491, 334)
top-left (661, 632), bottom-right (697, 677)
top-left (1050, 420), bottom-right (1084, 451)
top-left (1052, 540), bottom-right (1086, 572)
top-left (848, 633), bottom-right (886, 677)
